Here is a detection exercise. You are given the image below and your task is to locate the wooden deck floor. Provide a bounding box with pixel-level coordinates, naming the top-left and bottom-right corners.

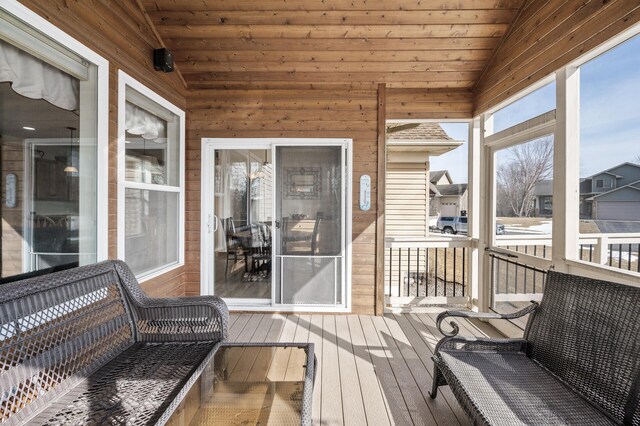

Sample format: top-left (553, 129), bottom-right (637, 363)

top-left (228, 312), bottom-right (503, 426)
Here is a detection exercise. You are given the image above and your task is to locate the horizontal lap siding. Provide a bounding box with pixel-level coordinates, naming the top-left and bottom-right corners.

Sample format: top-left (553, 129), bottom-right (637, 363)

top-left (386, 164), bottom-right (428, 238)
top-left (185, 88), bottom-right (379, 314)
top-left (20, 0), bottom-right (188, 297)
top-left (474, 0), bottom-right (640, 114)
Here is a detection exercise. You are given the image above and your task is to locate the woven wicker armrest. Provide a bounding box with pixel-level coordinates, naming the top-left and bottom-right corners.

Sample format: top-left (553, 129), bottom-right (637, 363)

top-left (435, 302), bottom-right (539, 337)
top-left (133, 295), bottom-right (229, 342)
top-left (436, 336), bottom-right (528, 354)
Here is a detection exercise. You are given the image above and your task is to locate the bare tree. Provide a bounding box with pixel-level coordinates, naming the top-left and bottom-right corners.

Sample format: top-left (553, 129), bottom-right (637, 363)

top-left (496, 137), bottom-right (553, 217)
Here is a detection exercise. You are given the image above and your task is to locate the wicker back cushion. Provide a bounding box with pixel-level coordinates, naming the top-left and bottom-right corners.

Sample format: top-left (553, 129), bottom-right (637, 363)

top-left (526, 271), bottom-right (640, 424)
top-left (0, 261), bottom-right (135, 425)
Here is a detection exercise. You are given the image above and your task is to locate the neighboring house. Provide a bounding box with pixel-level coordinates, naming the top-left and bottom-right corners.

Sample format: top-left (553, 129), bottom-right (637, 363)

top-left (385, 123), bottom-right (464, 237)
top-left (531, 162), bottom-right (640, 220)
top-left (532, 179), bottom-right (553, 217)
top-left (428, 171), bottom-right (468, 217)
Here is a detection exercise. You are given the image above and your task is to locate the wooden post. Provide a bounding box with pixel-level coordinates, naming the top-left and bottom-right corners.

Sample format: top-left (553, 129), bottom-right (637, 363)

top-left (468, 117), bottom-right (481, 310)
top-left (375, 83), bottom-right (386, 316)
top-left (553, 66), bottom-right (580, 270)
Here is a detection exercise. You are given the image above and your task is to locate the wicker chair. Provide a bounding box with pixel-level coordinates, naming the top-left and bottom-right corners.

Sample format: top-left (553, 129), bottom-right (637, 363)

top-left (0, 260), bottom-right (228, 426)
top-left (430, 271), bottom-right (640, 426)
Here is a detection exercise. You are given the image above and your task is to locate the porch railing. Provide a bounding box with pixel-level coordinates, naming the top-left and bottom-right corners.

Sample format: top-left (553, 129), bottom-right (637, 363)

top-left (492, 233), bottom-right (640, 302)
top-left (385, 237), bottom-right (471, 306)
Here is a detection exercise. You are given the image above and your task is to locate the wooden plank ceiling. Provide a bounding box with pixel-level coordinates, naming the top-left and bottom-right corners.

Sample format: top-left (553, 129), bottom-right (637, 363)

top-left (141, 0), bottom-right (527, 90)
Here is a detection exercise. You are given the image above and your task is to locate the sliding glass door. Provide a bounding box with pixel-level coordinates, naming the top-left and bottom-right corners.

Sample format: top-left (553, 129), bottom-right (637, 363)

top-left (203, 139), bottom-right (350, 311)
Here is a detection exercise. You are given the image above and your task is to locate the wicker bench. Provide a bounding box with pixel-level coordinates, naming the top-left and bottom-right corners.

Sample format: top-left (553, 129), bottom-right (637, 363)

top-left (0, 260), bottom-right (228, 425)
top-left (430, 271), bottom-right (640, 426)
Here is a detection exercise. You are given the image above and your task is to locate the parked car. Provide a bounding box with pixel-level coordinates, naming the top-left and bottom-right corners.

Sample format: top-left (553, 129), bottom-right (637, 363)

top-left (436, 216), bottom-right (507, 235)
top-left (437, 216), bottom-right (467, 234)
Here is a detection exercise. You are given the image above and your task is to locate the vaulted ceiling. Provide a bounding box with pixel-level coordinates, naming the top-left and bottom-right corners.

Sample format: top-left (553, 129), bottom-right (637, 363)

top-left (141, 0), bottom-right (527, 90)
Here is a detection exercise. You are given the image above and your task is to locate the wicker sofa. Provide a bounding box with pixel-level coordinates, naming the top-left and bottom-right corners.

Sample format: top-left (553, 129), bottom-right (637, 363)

top-left (430, 270), bottom-right (640, 426)
top-left (0, 260), bottom-right (228, 425)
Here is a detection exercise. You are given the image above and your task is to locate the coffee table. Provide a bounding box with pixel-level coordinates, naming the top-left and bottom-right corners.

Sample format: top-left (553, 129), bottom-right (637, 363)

top-left (165, 343), bottom-right (316, 426)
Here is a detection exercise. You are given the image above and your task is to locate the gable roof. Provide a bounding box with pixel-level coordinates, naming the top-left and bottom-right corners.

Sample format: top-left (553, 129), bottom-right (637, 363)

top-left (435, 183), bottom-right (468, 196)
top-left (587, 180), bottom-right (640, 201)
top-left (585, 162), bottom-right (640, 180)
top-left (430, 170), bottom-right (451, 184)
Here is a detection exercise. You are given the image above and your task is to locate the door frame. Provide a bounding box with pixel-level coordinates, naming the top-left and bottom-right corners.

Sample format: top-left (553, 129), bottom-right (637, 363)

top-left (200, 138), bottom-right (353, 312)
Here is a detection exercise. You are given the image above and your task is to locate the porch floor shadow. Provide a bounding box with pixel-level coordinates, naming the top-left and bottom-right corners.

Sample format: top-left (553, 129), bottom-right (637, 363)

top-left (227, 312), bottom-right (503, 426)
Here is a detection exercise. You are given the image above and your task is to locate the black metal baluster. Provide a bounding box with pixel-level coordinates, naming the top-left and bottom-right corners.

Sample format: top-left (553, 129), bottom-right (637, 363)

top-left (453, 247), bottom-right (457, 297)
top-left (462, 248), bottom-right (466, 296)
top-left (435, 248), bottom-right (439, 297)
top-left (388, 248), bottom-right (392, 296)
top-left (444, 248), bottom-right (448, 297)
top-left (398, 248), bottom-right (402, 297)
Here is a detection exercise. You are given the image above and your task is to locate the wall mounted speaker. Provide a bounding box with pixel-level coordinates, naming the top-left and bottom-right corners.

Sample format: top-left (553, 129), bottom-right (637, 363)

top-left (153, 48), bottom-right (174, 73)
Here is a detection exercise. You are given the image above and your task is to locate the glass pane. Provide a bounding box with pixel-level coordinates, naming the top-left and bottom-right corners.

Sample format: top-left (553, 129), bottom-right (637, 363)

top-left (577, 34), bottom-right (640, 273)
top-left (281, 257), bottom-right (339, 305)
top-left (213, 149), bottom-right (272, 299)
top-left (125, 189), bottom-right (178, 276)
top-left (277, 146), bottom-right (342, 256)
top-left (492, 81), bottom-right (556, 134)
top-left (0, 39), bottom-right (98, 278)
top-left (124, 93), bottom-right (180, 186)
top-left (495, 135), bottom-right (554, 259)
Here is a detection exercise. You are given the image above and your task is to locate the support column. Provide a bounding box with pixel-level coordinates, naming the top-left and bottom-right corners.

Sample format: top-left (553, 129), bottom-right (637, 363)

top-left (375, 83), bottom-right (386, 316)
top-left (553, 67), bottom-right (580, 270)
top-left (467, 117), bottom-right (481, 310)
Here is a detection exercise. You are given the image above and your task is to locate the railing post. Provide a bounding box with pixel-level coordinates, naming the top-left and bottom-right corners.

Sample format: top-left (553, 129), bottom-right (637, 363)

top-left (593, 235), bottom-right (609, 265)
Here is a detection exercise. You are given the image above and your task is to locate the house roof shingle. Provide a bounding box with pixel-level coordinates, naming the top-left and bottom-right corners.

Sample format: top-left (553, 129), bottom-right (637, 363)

top-left (429, 170), bottom-right (450, 184)
top-left (435, 183), bottom-right (468, 196)
top-left (386, 123), bottom-right (455, 142)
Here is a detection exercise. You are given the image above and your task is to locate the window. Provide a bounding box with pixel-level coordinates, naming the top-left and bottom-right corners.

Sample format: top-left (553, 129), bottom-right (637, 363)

top-left (577, 32), bottom-right (640, 272)
top-left (0, 5), bottom-right (107, 279)
top-left (118, 71), bottom-right (184, 280)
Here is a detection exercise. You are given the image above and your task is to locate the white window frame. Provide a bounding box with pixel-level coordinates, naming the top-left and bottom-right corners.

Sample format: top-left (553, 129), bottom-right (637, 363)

top-left (117, 70), bottom-right (185, 282)
top-left (1, 2), bottom-right (109, 264)
top-left (475, 22), bottom-right (640, 335)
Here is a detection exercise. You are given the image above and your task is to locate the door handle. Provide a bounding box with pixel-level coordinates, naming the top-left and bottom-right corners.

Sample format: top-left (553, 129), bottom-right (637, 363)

top-left (209, 214), bottom-right (219, 233)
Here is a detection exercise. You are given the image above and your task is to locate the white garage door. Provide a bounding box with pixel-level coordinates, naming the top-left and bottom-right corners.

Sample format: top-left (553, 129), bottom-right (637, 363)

top-left (596, 201), bottom-right (640, 221)
top-left (440, 202), bottom-right (458, 217)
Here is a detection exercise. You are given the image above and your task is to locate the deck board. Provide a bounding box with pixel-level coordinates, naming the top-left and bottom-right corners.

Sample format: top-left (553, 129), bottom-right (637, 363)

top-left (227, 312), bottom-right (496, 425)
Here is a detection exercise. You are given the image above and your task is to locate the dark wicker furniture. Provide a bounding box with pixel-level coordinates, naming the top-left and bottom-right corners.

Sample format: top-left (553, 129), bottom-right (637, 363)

top-left (0, 260), bottom-right (228, 426)
top-left (430, 270), bottom-right (640, 426)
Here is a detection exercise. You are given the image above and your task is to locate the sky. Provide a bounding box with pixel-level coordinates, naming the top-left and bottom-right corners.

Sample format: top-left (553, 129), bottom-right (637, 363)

top-left (494, 33), bottom-right (640, 178)
top-left (429, 33), bottom-right (640, 183)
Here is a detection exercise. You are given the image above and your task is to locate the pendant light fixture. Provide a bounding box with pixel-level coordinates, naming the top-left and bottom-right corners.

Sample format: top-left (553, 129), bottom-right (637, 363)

top-left (64, 126), bottom-right (78, 173)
